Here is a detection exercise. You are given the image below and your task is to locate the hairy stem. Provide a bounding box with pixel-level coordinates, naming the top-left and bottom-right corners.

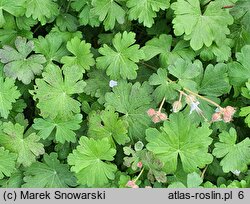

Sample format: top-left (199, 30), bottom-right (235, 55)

top-left (183, 88), bottom-right (222, 109)
top-left (134, 168), bottom-right (145, 183)
top-left (201, 165), bottom-right (208, 179)
top-left (66, 0), bottom-right (72, 13)
top-left (139, 61), bottom-right (158, 71)
top-left (158, 97), bottom-right (166, 112)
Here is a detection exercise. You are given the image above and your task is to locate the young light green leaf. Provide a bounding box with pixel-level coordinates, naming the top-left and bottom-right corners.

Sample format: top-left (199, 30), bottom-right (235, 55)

top-left (91, 0), bottom-right (125, 30)
top-left (68, 136), bottom-right (117, 187)
top-left (0, 0), bottom-right (26, 27)
top-left (213, 128), bottom-right (250, 173)
top-left (31, 64), bottom-right (86, 119)
top-left (96, 31), bottom-right (145, 80)
top-left (34, 33), bottom-right (69, 65)
top-left (0, 147), bottom-right (17, 179)
top-left (149, 68), bottom-right (180, 103)
top-left (171, 0), bottom-right (234, 50)
top-left (199, 63), bottom-right (231, 97)
top-left (88, 108), bottom-right (130, 145)
top-left (168, 59), bottom-right (201, 80)
top-left (33, 114), bottom-right (82, 144)
top-left (105, 81), bottom-right (153, 141)
top-left (0, 37), bottom-right (46, 84)
top-left (71, 0), bottom-right (100, 27)
top-left (168, 59), bottom-right (203, 91)
top-left (142, 34), bottom-right (195, 67)
top-left (22, 153), bottom-right (77, 188)
top-left (0, 122), bottom-right (45, 167)
top-left (146, 113), bottom-right (213, 174)
top-left (61, 37), bottom-right (95, 73)
top-left (0, 76), bottom-right (21, 119)
top-left (126, 0), bottom-right (170, 27)
top-left (25, 0), bottom-right (59, 25)
top-left (56, 13), bottom-right (78, 32)
top-left (240, 103), bottom-right (250, 127)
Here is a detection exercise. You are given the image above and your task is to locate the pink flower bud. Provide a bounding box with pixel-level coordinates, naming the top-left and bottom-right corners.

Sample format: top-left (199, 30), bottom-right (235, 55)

top-left (152, 115), bottom-right (160, 123)
top-left (223, 115), bottom-right (233, 123)
top-left (126, 180), bottom-right (136, 188)
top-left (132, 185), bottom-right (139, 188)
top-left (137, 161), bottom-right (143, 168)
top-left (172, 101), bottom-right (182, 112)
top-left (211, 112), bottom-right (222, 122)
top-left (147, 108), bottom-right (156, 117)
top-left (222, 106), bottom-right (236, 123)
top-left (126, 180), bottom-right (139, 188)
top-left (159, 113), bottom-right (167, 121)
top-left (224, 106), bottom-right (236, 115)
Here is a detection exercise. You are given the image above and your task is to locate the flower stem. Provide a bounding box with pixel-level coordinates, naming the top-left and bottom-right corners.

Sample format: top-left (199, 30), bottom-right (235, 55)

top-left (200, 165), bottom-right (208, 179)
top-left (222, 5), bottom-right (234, 9)
top-left (66, 0), bottom-right (72, 13)
top-left (139, 61), bottom-right (158, 71)
top-left (183, 88), bottom-right (222, 109)
top-left (158, 97), bottom-right (166, 112)
top-left (134, 168), bottom-right (145, 183)
top-left (178, 92), bottom-right (183, 102)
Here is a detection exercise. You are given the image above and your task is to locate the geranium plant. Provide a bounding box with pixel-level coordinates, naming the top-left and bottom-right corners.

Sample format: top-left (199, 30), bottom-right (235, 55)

top-left (0, 0), bottom-right (250, 188)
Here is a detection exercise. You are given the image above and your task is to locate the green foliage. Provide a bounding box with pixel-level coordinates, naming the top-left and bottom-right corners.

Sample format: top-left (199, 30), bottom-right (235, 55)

top-left (84, 69), bottom-right (111, 104)
top-left (0, 147), bottom-right (17, 179)
top-left (213, 128), bottom-right (250, 173)
top-left (149, 68), bottom-right (180, 103)
top-left (142, 34), bottom-right (195, 67)
top-left (105, 81), bottom-right (153, 141)
top-left (239, 81), bottom-right (250, 126)
top-left (171, 0), bottom-right (233, 50)
top-left (31, 64), bottom-right (86, 119)
top-left (198, 63), bottom-right (231, 96)
top-left (168, 172), bottom-right (203, 188)
top-left (92, 0), bottom-right (125, 30)
top-left (0, 76), bottom-right (21, 118)
top-left (0, 0), bottom-right (250, 189)
top-left (34, 33), bottom-right (69, 65)
top-left (22, 153), bottom-right (76, 187)
top-left (68, 136), bottom-right (117, 187)
top-left (0, 122), bottom-right (44, 167)
top-left (61, 36), bottom-right (95, 73)
top-left (33, 114), bottom-right (82, 143)
top-left (88, 108), bottom-right (130, 145)
top-left (229, 45), bottom-right (250, 90)
top-left (25, 0), bottom-right (59, 25)
top-left (146, 113), bottom-right (213, 174)
top-left (96, 31), bottom-right (145, 80)
top-left (71, 0), bottom-right (99, 27)
top-left (0, 37), bottom-right (46, 84)
top-left (126, 0), bottom-right (170, 27)
top-left (0, 0), bottom-right (26, 27)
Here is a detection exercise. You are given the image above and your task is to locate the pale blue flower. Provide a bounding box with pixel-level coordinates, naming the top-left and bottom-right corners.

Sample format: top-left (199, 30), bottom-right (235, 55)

top-left (109, 80), bottom-right (118, 88)
top-left (189, 101), bottom-right (202, 115)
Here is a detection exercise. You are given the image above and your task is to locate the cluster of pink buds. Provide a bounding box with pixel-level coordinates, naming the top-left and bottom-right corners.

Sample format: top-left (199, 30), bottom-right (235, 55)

top-left (147, 108), bottom-right (167, 123)
top-left (126, 180), bottom-right (139, 188)
top-left (211, 106), bottom-right (236, 123)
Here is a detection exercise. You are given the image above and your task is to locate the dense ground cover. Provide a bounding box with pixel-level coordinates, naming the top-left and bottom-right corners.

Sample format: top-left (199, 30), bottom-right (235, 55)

top-left (0, 0), bottom-right (250, 188)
